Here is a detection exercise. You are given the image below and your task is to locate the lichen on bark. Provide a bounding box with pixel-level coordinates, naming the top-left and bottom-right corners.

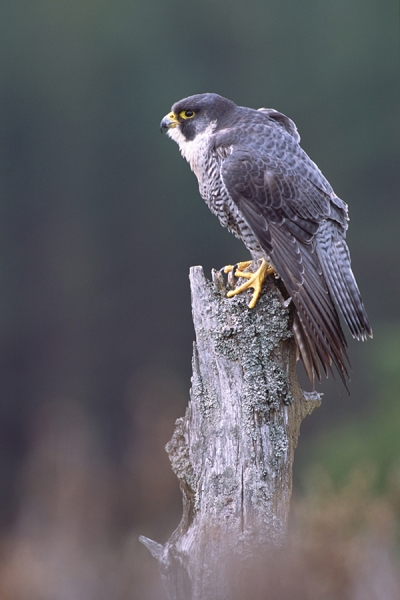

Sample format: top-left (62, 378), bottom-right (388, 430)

top-left (140, 266), bottom-right (321, 600)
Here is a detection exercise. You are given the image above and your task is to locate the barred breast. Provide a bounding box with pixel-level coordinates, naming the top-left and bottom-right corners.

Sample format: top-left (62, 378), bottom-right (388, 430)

top-left (201, 149), bottom-right (265, 260)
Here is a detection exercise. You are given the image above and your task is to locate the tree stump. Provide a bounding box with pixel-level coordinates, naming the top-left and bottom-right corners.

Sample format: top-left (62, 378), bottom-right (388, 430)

top-left (140, 266), bottom-right (321, 599)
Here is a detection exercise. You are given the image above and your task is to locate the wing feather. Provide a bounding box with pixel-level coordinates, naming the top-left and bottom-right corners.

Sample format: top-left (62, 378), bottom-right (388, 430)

top-left (221, 150), bottom-right (353, 387)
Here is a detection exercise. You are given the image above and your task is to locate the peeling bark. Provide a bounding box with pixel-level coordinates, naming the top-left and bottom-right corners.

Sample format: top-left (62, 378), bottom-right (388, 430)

top-left (140, 266), bottom-right (321, 599)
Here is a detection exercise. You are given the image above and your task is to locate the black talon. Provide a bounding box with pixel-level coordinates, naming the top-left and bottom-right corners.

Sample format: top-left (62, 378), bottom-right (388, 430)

top-left (227, 265), bottom-right (239, 289)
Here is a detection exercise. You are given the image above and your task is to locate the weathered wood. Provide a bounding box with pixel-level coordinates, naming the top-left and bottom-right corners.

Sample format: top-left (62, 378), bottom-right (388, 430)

top-left (140, 266), bottom-right (321, 599)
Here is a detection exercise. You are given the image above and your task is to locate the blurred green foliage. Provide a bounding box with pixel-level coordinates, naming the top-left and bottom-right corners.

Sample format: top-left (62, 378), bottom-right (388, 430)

top-left (300, 323), bottom-right (400, 493)
top-left (0, 0), bottom-right (398, 535)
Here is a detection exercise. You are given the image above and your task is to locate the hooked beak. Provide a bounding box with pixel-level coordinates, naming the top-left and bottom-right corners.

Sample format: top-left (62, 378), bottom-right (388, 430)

top-left (160, 112), bottom-right (179, 133)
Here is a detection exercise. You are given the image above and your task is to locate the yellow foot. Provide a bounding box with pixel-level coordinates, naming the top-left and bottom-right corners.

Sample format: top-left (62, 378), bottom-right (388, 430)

top-left (224, 259), bottom-right (276, 309)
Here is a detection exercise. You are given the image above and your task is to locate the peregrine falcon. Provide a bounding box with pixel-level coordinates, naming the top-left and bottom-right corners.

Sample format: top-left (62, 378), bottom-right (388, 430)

top-left (160, 93), bottom-right (372, 388)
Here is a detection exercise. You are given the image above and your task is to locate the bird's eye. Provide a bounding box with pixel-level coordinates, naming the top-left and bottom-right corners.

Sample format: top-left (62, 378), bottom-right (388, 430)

top-left (180, 110), bottom-right (195, 119)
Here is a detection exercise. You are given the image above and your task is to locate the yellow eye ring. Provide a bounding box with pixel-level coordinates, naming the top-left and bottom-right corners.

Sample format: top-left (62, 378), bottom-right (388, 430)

top-left (180, 110), bottom-right (195, 119)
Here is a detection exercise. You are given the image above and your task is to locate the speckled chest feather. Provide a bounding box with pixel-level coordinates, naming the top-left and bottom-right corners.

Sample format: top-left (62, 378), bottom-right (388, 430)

top-left (168, 123), bottom-right (264, 258)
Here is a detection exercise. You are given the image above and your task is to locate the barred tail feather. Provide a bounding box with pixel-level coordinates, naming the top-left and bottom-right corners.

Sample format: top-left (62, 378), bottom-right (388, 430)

top-left (316, 223), bottom-right (372, 341)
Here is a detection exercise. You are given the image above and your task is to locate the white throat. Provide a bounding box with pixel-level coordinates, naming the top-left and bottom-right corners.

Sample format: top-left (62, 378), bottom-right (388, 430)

top-left (167, 121), bottom-right (217, 179)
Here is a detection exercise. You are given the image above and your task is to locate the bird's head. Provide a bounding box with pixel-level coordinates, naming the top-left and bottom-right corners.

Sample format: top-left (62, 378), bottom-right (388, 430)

top-left (160, 93), bottom-right (236, 142)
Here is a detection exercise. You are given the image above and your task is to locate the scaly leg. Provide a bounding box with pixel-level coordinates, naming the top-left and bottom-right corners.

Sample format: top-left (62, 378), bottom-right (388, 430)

top-left (224, 259), bottom-right (276, 309)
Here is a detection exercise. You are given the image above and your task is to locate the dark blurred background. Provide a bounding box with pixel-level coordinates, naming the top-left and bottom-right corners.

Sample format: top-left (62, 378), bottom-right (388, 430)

top-left (0, 1), bottom-right (398, 597)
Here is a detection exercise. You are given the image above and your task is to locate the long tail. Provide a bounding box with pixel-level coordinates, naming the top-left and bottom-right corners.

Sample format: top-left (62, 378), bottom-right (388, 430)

top-left (269, 222), bottom-right (351, 390)
top-left (316, 222), bottom-right (372, 341)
